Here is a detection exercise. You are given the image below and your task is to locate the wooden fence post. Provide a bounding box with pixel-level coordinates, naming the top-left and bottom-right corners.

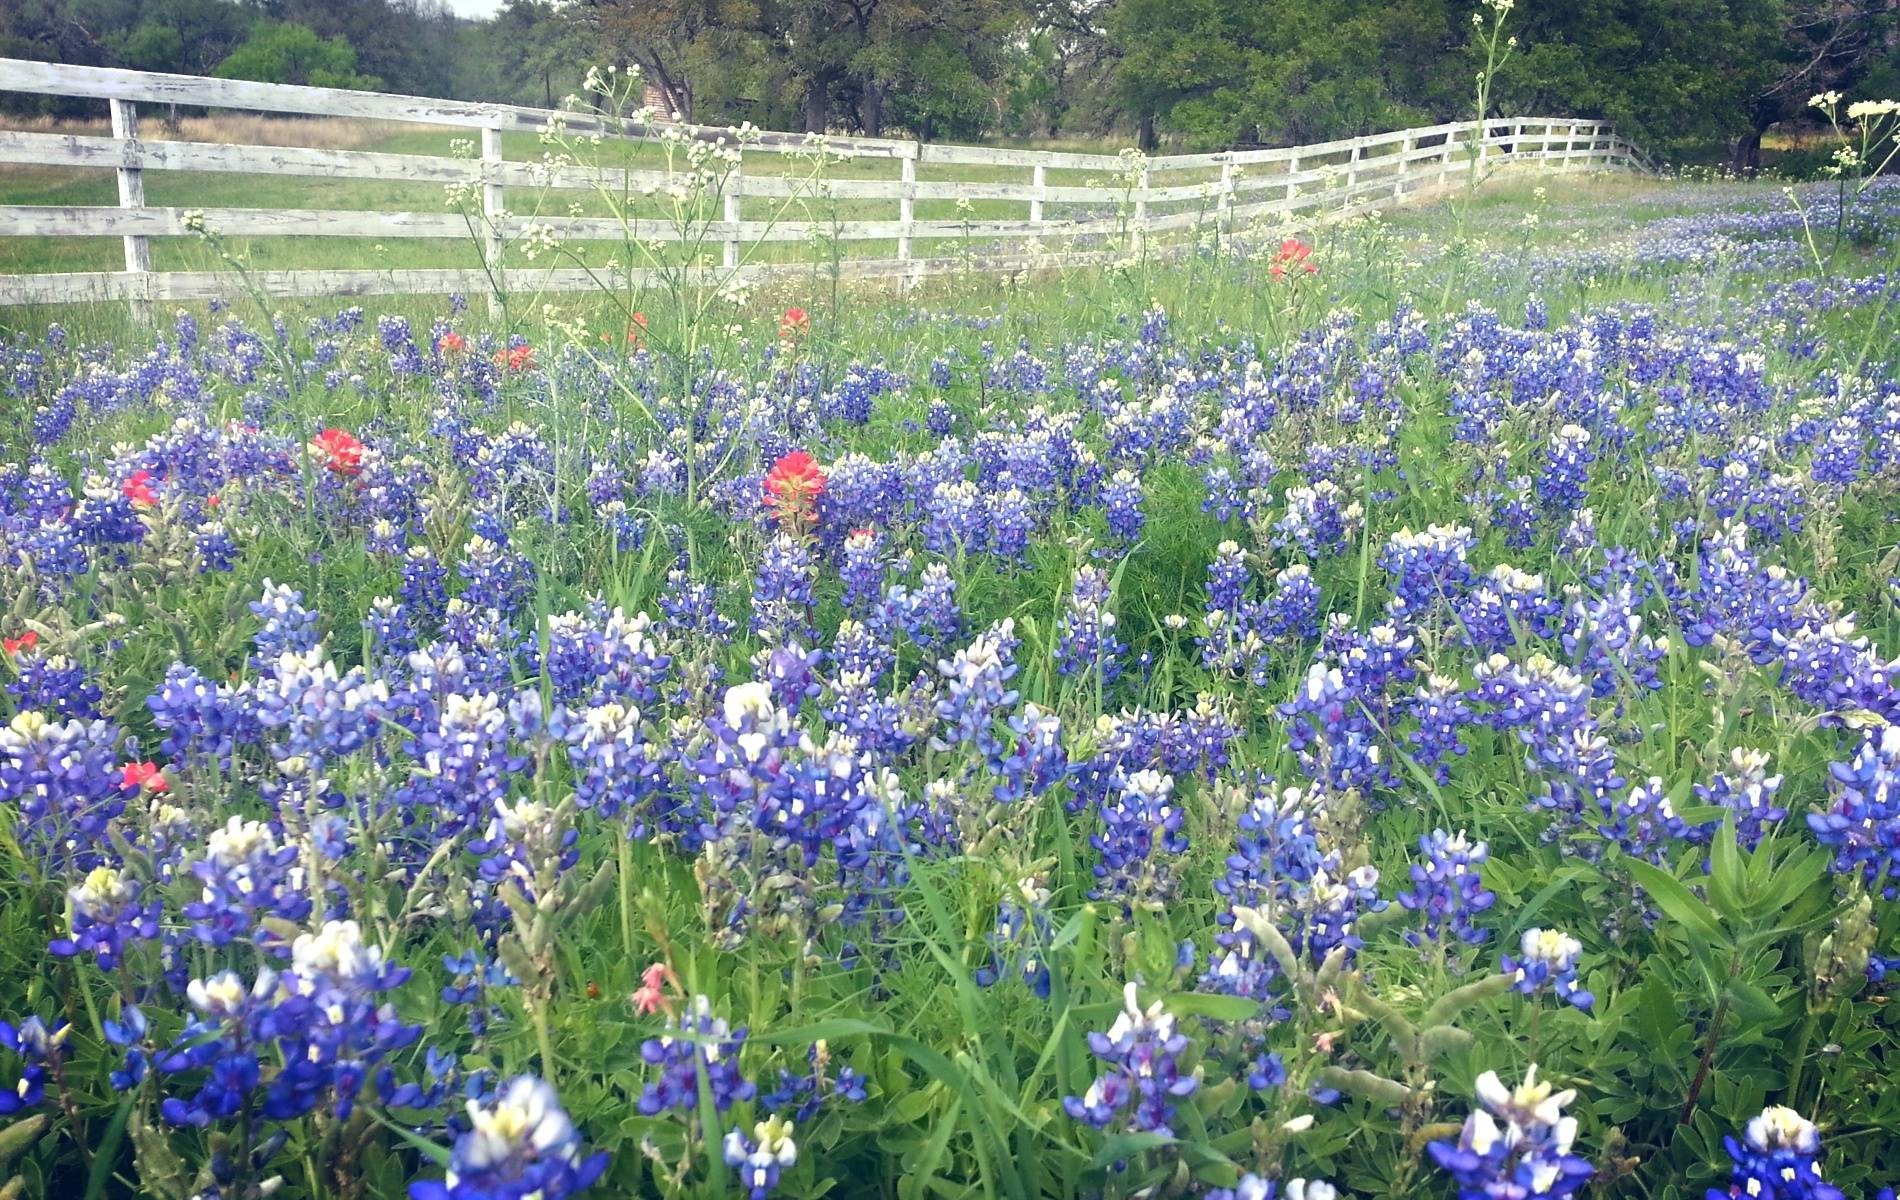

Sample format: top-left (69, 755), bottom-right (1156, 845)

top-left (898, 143), bottom-right (918, 292)
top-left (1218, 157), bottom-right (1235, 239)
top-left (1030, 161), bottom-right (1046, 226)
top-left (481, 121), bottom-right (504, 318)
top-left (1285, 153), bottom-right (1301, 207)
top-left (109, 98), bottom-right (152, 325)
top-left (1395, 133), bottom-right (1413, 201)
top-left (723, 147), bottom-right (742, 269)
top-left (1345, 140), bottom-right (1361, 194)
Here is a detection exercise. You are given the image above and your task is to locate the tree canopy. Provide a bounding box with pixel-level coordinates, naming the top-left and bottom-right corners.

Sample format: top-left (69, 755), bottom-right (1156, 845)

top-left (1, 0), bottom-right (1894, 161)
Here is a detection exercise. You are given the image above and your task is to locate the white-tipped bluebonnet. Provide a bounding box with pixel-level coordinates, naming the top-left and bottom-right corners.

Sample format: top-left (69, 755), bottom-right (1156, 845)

top-left (1100, 468), bottom-right (1145, 544)
top-left (638, 994), bottom-right (756, 1116)
top-left (725, 1114), bottom-right (798, 1200)
top-left (408, 1075), bottom-right (608, 1200)
top-left (1063, 982), bottom-right (1198, 1137)
top-left (1705, 1106), bottom-right (1845, 1200)
top-left (1501, 928), bottom-right (1594, 1010)
top-left (1090, 768), bottom-right (1186, 910)
top-left (1398, 830), bottom-right (1496, 946)
top-left (0, 710), bottom-right (125, 874)
top-left (1808, 725), bottom-right (1900, 899)
top-left (48, 864), bottom-right (160, 970)
top-left (1056, 566), bottom-right (1125, 684)
top-left (1428, 1067), bottom-right (1592, 1200)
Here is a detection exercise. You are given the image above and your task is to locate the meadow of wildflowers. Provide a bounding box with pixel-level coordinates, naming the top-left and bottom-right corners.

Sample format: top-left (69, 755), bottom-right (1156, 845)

top-left (2, 171), bottom-right (1900, 1200)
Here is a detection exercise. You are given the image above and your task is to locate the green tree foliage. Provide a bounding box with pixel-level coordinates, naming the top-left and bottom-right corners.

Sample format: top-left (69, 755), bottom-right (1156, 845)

top-left (1, 0), bottom-right (1894, 155)
top-left (212, 20), bottom-right (379, 90)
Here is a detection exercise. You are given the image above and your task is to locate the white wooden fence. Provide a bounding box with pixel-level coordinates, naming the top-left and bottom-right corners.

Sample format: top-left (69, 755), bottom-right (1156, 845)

top-left (0, 58), bottom-right (1654, 313)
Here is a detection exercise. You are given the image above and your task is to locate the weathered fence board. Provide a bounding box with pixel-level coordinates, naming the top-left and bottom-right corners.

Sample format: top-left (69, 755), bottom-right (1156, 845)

top-left (0, 56), bottom-right (1648, 311)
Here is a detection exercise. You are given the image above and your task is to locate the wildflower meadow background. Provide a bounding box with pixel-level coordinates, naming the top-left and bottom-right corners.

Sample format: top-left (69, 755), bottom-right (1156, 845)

top-left (5, 94), bottom-right (1900, 1200)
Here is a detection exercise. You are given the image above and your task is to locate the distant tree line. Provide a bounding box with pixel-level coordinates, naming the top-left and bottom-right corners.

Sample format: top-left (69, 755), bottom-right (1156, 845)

top-left (2, 0), bottom-right (1896, 162)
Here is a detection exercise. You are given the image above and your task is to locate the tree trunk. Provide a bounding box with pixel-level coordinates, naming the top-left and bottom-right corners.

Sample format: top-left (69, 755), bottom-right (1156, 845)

top-left (804, 76), bottom-right (829, 134)
top-left (1730, 127), bottom-right (1762, 175)
top-left (860, 81), bottom-right (884, 138)
top-left (1138, 112), bottom-right (1156, 153)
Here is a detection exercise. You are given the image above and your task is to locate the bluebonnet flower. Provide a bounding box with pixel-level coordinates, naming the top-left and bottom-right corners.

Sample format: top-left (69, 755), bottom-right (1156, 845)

top-left (933, 621), bottom-right (1021, 771)
top-left (1380, 524), bottom-right (1476, 626)
top-left (0, 711), bottom-right (125, 874)
top-left (1536, 424), bottom-right (1595, 514)
top-left (0, 1016), bottom-right (68, 1114)
top-left (1597, 775), bottom-right (1713, 863)
top-left (639, 995), bottom-right (756, 1115)
top-left (182, 815), bottom-right (312, 948)
top-left (249, 579), bottom-right (321, 664)
top-left (409, 1075), bottom-right (609, 1200)
top-left (839, 528), bottom-right (887, 615)
top-left (48, 865), bottom-right (161, 970)
top-left (1275, 481), bottom-right (1361, 558)
top-left (1279, 662), bottom-right (1392, 795)
top-left (923, 479), bottom-right (988, 554)
top-left (1808, 726), bottom-right (1900, 899)
top-left (402, 546), bottom-right (451, 627)
top-left (724, 1114), bottom-right (798, 1200)
top-left (1063, 983), bottom-right (1198, 1137)
top-left (458, 532), bottom-right (536, 618)
top-left (4, 652), bottom-right (104, 719)
top-left (440, 948), bottom-right (519, 1041)
top-left (752, 532), bottom-right (817, 646)
top-left (995, 703), bottom-right (1067, 805)
top-left (1397, 830), bottom-right (1495, 946)
top-left (1259, 565), bottom-right (1321, 643)
top-left (1298, 864), bottom-right (1386, 963)
top-left (1056, 566), bottom-right (1125, 684)
top-left (1090, 768), bottom-right (1187, 910)
top-left (1101, 469), bottom-right (1145, 543)
top-left (1704, 1107), bottom-right (1842, 1200)
top-left (659, 566), bottom-right (736, 639)
top-left (882, 563), bottom-right (961, 650)
top-left (1696, 747), bottom-right (1786, 850)
top-left (1408, 674), bottom-right (1475, 784)
top-left (1429, 1067), bottom-right (1592, 1200)
top-left (974, 876), bottom-right (1053, 997)
top-left (990, 488), bottom-right (1036, 564)
top-left (1501, 928), bottom-right (1594, 1010)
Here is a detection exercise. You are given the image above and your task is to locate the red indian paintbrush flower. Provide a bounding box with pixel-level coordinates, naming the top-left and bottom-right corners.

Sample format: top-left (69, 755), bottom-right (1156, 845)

top-left (2, 630), bottom-right (38, 657)
top-left (120, 761), bottom-right (168, 793)
top-left (311, 428), bottom-right (365, 477)
top-left (123, 470), bottom-right (159, 508)
top-left (763, 449), bottom-right (826, 533)
top-left (1269, 237), bottom-right (1318, 279)
top-left (778, 306), bottom-right (810, 341)
top-left (495, 344), bottom-right (535, 372)
top-left (437, 332), bottom-right (466, 354)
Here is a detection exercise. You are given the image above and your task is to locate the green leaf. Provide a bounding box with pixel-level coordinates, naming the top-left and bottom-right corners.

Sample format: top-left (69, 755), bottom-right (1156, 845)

top-left (1088, 1131), bottom-right (1174, 1170)
top-left (84, 1100), bottom-right (132, 1200)
top-left (1162, 993), bottom-right (1258, 1023)
top-left (1623, 858), bottom-right (1731, 949)
top-left (1724, 979), bottom-right (1783, 1024)
top-left (1707, 815), bottom-right (1743, 920)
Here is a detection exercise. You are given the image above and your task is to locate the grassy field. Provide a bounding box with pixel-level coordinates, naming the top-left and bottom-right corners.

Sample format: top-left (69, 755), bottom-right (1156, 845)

top-left (1, 165), bottom-right (1899, 1200)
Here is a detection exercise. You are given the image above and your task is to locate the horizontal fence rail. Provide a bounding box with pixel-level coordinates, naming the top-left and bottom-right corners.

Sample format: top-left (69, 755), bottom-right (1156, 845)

top-left (0, 58), bottom-right (1655, 313)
